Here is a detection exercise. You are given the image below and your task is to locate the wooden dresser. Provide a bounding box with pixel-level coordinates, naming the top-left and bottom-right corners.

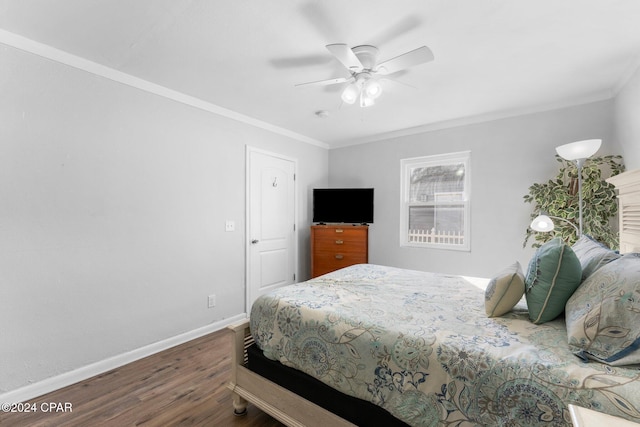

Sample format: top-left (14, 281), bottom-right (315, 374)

top-left (310, 224), bottom-right (368, 278)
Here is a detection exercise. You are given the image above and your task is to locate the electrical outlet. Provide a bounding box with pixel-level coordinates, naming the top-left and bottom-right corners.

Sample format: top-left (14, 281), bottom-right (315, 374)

top-left (208, 294), bottom-right (216, 308)
top-left (225, 220), bottom-right (235, 232)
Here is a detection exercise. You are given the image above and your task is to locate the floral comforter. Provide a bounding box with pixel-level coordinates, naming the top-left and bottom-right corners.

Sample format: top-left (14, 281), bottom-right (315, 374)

top-left (249, 264), bottom-right (640, 427)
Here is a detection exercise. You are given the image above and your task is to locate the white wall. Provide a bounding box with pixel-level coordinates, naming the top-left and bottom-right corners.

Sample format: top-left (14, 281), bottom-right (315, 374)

top-left (329, 101), bottom-right (620, 278)
top-left (0, 44), bottom-right (328, 395)
top-left (614, 65), bottom-right (640, 171)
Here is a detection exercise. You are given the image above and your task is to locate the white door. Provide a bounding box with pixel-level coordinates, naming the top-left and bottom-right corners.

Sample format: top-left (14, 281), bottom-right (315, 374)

top-left (246, 148), bottom-right (297, 311)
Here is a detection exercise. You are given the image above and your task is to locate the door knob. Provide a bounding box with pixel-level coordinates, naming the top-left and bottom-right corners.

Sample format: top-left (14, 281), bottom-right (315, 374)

top-left (251, 239), bottom-right (259, 244)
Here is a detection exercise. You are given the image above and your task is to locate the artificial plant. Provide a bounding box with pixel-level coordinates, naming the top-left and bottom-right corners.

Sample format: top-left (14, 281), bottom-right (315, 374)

top-left (523, 154), bottom-right (625, 249)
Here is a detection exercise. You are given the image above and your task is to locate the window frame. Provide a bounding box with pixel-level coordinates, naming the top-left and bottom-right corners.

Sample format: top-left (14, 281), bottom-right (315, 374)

top-left (400, 151), bottom-right (471, 251)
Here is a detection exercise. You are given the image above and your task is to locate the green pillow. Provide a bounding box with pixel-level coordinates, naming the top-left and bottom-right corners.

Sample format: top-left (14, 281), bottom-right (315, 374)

top-left (485, 262), bottom-right (525, 317)
top-left (566, 253), bottom-right (640, 366)
top-left (524, 238), bottom-right (582, 324)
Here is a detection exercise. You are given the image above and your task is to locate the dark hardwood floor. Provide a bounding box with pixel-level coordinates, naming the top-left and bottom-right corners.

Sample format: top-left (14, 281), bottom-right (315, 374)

top-left (0, 327), bottom-right (285, 426)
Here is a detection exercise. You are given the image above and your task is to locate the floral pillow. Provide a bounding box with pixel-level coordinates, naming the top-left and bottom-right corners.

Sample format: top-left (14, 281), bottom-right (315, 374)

top-left (485, 262), bottom-right (525, 317)
top-left (571, 235), bottom-right (620, 281)
top-left (565, 253), bottom-right (640, 365)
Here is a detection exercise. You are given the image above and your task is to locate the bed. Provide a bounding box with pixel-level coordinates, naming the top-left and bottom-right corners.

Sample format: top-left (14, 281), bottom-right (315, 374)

top-left (228, 169), bottom-right (640, 427)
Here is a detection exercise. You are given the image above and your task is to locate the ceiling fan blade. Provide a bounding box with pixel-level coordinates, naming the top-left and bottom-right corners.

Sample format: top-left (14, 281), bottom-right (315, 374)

top-left (326, 44), bottom-right (363, 72)
top-left (299, 2), bottom-right (342, 41)
top-left (376, 46), bottom-right (434, 75)
top-left (380, 76), bottom-right (418, 91)
top-left (370, 16), bottom-right (422, 47)
top-left (295, 77), bottom-right (350, 87)
top-left (270, 54), bottom-right (333, 69)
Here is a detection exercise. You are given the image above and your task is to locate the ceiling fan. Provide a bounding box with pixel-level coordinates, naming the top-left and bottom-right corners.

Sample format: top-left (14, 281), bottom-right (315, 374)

top-left (296, 43), bottom-right (434, 107)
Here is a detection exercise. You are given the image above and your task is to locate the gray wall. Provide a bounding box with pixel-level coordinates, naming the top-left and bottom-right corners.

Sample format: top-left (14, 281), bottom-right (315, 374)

top-left (3, 36), bottom-right (639, 399)
top-left (615, 65), bottom-right (640, 171)
top-left (0, 44), bottom-right (328, 394)
top-left (329, 101), bottom-right (621, 278)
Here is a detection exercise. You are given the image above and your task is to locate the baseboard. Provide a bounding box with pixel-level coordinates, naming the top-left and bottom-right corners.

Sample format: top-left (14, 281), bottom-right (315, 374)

top-left (0, 313), bottom-right (248, 404)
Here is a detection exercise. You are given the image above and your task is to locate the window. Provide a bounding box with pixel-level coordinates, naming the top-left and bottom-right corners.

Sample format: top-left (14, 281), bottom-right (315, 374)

top-left (400, 151), bottom-right (470, 250)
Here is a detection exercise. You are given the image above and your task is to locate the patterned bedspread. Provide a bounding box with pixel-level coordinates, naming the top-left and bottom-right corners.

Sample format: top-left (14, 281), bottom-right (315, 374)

top-left (249, 264), bottom-right (640, 427)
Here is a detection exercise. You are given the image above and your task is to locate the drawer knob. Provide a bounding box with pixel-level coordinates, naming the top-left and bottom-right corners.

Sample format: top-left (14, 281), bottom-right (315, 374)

top-left (335, 254), bottom-right (344, 260)
top-left (335, 229), bottom-right (344, 233)
top-left (335, 239), bottom-right (344, 245)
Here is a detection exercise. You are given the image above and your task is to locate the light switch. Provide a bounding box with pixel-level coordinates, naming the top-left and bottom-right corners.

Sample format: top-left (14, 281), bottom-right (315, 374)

top-left (225, 220), bottom-right (235, 232)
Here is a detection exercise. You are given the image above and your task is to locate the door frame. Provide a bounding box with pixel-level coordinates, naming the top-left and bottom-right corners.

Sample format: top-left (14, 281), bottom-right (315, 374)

top-left (245, 146), bottom-right (298, 314)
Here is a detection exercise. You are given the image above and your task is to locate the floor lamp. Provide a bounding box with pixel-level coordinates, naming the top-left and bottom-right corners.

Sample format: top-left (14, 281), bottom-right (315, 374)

top-left (530, 139), bottom-right (602, 238)
top-left (530, 214), bottom-right (579, 235)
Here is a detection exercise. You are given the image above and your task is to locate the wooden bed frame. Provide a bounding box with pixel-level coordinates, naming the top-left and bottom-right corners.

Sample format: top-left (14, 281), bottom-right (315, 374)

top-left (228, 168), bottom-right (640, 427)
top-left (227, 320), bottom-right (356, 427)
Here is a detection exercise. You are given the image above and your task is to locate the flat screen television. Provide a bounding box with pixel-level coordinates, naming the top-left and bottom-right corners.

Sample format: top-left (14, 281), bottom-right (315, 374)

top-left (313, 188), bottom-right (374, 224)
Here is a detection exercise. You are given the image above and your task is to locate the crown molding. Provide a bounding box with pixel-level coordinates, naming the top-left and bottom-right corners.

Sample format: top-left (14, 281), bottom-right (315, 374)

top-left (612, 53), bottom-right (640, 96)
top-left (0, 29), bottom-right (329, 149)
top-left (330, 91), bottom-right (615, 149)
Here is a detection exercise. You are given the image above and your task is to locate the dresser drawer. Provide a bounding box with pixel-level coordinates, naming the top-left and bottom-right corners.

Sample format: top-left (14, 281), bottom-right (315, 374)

top-left (313, 227), bottom-right (366, 241)
top-left (312, 252), bottom-right (367, 277)
top-left (313, 236), bottom-right (365, 252)
top-left (311, 225), bottom-right (369, 278)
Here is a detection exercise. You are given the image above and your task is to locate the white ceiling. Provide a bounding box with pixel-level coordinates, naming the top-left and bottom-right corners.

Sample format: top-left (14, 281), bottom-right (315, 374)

top-left (2, 0), bottom-right (640, 148)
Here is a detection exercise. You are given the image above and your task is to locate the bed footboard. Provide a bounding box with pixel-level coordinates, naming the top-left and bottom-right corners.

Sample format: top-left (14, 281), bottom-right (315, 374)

top-left (227, 320), bottom-right (251, 416)
top-left (226, 320), bottom-right (356, 427)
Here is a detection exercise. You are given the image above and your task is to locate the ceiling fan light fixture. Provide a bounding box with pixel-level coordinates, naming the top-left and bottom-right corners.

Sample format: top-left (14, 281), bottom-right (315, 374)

top-left (297, 42), bottom-right (434, 109)
top-left (341, 82), bottom-right (359, 104)
top-left (360, 92), bottom-right (375, 107)
top-left (363, 79), bottom-right (382, 99)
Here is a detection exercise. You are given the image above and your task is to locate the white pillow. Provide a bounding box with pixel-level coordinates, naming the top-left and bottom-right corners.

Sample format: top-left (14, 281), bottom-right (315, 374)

top-left (485, 262), bottom-right (525, 317)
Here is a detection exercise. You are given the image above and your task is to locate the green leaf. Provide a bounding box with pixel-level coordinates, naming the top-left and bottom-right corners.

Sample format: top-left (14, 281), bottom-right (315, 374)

top-left (524, 154), bottom-right (625, 249)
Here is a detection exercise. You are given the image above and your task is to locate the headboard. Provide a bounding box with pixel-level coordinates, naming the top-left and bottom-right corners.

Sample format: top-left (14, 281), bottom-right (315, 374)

top-left (607, 169), bottom-right (640, 253)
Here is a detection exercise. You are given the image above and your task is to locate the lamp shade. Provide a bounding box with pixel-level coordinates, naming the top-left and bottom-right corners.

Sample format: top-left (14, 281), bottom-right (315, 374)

top-left (341, 83), bottom-right (359, 104)
top-left (359, 92), bottom-right (375, 107)
top-left (363, 79), bottom-right (382, 99)
top-left (530, 214), bottom-right (555, 232)
top-left (555, 139), bottom-right (601, 161)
